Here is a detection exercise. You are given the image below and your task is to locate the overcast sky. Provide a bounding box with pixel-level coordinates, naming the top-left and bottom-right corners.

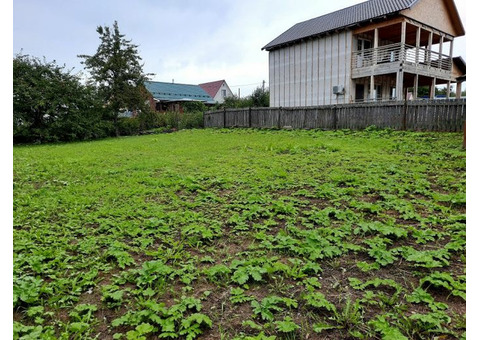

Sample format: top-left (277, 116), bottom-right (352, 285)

top-left (13, 0), bottom-right (467, 97)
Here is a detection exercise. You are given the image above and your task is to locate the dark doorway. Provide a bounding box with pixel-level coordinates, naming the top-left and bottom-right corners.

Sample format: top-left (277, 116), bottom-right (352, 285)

top-left (355, 84), bottom-right (365, 102)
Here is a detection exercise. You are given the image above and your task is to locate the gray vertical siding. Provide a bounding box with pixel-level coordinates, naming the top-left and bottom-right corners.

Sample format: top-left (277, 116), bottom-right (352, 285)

top-left (269, 31), bottom-right (354, 107)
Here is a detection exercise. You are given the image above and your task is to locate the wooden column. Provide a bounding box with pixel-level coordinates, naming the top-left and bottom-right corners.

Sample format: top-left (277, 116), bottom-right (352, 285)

top-left (398, 21), bottom-right (406, 101)
top-left (400, 21), bottom-right (406, 62)
top-left (413, 74), bottom-right (419, 100)
top-left (413, 26), bottom-right (421, 100)
top-left (439, 35), bottom-right (444, 59)
top-left (456, 81), bottom-right (463, 99)
top-left (415, 26), bottom-right (421, 64)
top-left (449, 39), bottom-right (454, 72)
top-left (427, 32), bottom-right (433, 66)
top-left (446, 81), bottom-right (451, 99)
top-left (429, 77), bottom-right (436, 99)
top-left (396, 70), bottom-right (404, 101)
top-left (370, 28), bottom-right (379, 101)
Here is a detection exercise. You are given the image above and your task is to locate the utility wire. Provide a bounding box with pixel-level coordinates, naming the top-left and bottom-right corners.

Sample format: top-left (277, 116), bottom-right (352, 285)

top-left (231, 81), bottom-right (267, 88)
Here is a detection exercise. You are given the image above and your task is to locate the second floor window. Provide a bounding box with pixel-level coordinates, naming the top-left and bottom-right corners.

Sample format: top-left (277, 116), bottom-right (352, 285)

top-left (357, 38), bottom-right (372, 53)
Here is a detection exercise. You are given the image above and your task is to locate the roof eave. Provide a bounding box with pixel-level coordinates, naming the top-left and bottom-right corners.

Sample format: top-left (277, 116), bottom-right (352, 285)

top-left (262, 16), bottom-right (390, 52)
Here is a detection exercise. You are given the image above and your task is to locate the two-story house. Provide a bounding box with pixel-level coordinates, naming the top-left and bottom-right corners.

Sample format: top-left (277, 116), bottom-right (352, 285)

top-left (262, 0), bottom-right (465, 107)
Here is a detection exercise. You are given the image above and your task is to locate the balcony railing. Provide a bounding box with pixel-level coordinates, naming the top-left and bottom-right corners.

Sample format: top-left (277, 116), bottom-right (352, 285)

top-left (352, 43), bottom-right (452, 72)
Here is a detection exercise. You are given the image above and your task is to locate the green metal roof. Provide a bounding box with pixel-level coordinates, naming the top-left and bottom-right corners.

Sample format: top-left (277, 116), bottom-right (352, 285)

top-left (144, 81), bottom-right (215, 104)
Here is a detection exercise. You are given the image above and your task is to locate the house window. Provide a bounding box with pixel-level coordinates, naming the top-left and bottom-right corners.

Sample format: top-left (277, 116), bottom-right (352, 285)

top-left (356, 38), bottom-right (372, 67)
top-left (357, 38), bottom-right (372, 52)
top-left (221, 89), bottom-right (227, 97)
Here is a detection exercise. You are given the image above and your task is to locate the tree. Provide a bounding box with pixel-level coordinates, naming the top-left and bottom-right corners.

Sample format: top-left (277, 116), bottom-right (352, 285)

top-left (13, 54), bottom-right (106, 143)
top-left (78, 21), bottom-right (151, 135)
top-left (250, 86), bottom-right (269, 107)
top-left (220, 86), bottom-right (270, 109)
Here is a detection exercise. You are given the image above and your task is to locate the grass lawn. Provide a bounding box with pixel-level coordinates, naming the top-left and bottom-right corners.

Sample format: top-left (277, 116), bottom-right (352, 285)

top-left (13, 128), bottom-right (466, 339)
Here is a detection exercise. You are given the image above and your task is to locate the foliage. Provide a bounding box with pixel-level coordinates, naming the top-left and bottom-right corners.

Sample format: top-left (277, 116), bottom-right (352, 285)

top-left (13, 54), bottom-right (108, 143)
top-left (221, 86), bottom-right (269, 108)
top-left (182, 101), bottom-right (207, 113)
top-left (78, 20), bottom-right (152, 135)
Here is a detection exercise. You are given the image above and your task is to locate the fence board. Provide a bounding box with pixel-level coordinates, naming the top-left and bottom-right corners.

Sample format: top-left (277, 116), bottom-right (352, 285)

top-left (204, 99), bottom-right (466, 132)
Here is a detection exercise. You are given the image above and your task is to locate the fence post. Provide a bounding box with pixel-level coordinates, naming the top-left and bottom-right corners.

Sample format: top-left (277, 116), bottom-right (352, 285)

top-left (223, 108), bottom-right (226, 128)
top-left (248, 107), bottom-right (252, 128)
top-left (333, 106), bottom-right (338, 130)
top-left (278, 107), bottom-right (282, 129)
top-left (402, 98), bottom-right (408, 130)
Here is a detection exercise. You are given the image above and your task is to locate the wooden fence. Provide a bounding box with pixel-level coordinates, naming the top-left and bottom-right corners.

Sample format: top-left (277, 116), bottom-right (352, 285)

top-left (204, 99), bottom-right (466, 132)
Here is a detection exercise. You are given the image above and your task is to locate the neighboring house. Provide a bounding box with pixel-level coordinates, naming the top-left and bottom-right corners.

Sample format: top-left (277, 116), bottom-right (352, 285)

top-left (144, 81), bottom-right (216, 113)
top-left (199, 80), bottom-right (234, 104)
top-left (262, 0), bottom-right (466, 107)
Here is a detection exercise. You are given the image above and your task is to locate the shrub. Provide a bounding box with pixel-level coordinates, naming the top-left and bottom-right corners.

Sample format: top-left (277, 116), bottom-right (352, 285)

top-left (117, 117), bottom-right (140, 136)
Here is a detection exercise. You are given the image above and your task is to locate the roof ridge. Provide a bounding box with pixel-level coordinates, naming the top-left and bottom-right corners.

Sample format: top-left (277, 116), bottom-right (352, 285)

top-left (145, 80), bottom-right (203, 87)
top-left (262, 0), bottom-right (419, 51)
top-left (199, 79), bottom-right (225, 85)
top-left (199, 80), bottom-right (226, 98)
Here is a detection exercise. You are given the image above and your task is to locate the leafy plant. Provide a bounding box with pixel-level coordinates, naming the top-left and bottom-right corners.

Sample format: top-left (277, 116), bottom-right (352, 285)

top-left (303, 292), bottom-right (336, 313)
top-left (368, 315), bottom-right (408, 340)
top-left (112, 296), bottom-right (211, 339)
top-left (408, 311), bottom-right (451, 335)
top-left (105, 241), bottom-right (136, 269)
top-left (101, 284), bottom-right (127, 308)
top-left (205, 264), bottom-right (232, 283)
top-left (13, 276), bottom-right (45, 307)
top-left (231, 260), bottom-right (268, 285)
top-left (419, 272), bottom-right (466, 300)
top-left (251, 296), bottom-right (298, 322)
top-left (363, 237), bottom-right (397, 266)
top-left (400, 246), bottom-right (450, 268)
top-left (230, 287), bottom-right (254, 304)
top-left (406, 287), bottom-right (448, 311)
top-left (274, 316), bottom-right (299, 333)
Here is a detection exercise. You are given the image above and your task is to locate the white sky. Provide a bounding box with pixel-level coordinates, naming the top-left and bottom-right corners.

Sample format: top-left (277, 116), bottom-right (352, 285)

top-left (12, 0), bottom-right (466, 97)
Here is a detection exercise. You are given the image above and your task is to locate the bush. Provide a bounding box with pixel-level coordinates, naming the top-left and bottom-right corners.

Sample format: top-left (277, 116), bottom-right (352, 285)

top-left (180, 112), bottom-right (204, 129)
top-left (13, 54), bottom-right (108, 144)
top-left (149, 111), bottom-right (204, 130)
top-left (117, 117), bottom-right (140, 136)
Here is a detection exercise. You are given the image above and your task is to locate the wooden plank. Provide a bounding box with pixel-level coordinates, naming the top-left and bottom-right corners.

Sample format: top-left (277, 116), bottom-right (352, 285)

top-left (203, 99), bottom-right (466, 131)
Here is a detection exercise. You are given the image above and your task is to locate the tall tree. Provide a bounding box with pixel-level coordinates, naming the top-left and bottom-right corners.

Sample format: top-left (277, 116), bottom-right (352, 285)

top-left (78, 21), bottom-right (151, 135)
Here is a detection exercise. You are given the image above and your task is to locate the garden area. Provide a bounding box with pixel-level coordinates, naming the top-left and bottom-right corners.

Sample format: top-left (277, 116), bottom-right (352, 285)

top-left (13, 128), bottom-right (466, 339)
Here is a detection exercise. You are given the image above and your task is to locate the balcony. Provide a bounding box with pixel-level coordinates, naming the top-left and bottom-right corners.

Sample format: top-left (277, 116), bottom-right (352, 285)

top-left (352, 43), bottom-right (453, 80)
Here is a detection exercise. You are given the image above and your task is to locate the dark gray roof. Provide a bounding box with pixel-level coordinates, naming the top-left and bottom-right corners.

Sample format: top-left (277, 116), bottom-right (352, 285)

top-left (262, 0), bottom-right (418, 51)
